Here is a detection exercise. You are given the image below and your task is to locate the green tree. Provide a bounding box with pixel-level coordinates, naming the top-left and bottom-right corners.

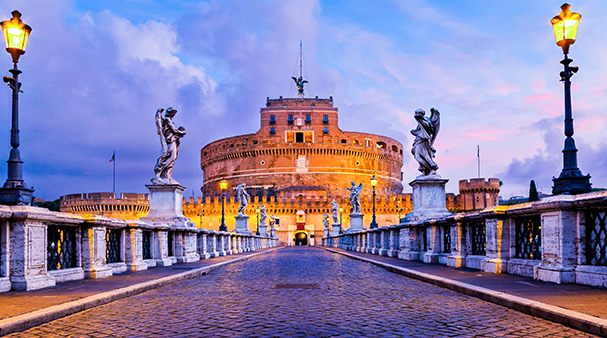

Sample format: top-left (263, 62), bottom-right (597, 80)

top-left (529, 180), bottom-right (539, 202)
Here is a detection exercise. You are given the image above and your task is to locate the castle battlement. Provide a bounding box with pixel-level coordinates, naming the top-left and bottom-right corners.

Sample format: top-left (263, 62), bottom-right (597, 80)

top-left (458, 178), bottom-right (501, 211)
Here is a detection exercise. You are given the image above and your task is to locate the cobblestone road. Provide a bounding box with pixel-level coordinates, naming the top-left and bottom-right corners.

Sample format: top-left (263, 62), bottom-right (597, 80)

top-left (9, 247), bottom-right (597, 337)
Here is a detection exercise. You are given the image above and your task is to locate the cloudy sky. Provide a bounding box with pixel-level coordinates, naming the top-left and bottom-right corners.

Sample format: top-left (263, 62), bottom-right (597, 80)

top-left (0, 0), bottom-right (605, 201)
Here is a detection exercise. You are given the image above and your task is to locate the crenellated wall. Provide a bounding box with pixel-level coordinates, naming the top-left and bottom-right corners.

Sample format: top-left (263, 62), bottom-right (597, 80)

top-left (458, 178), bottom-right (501, 211)
top-left (60, 192), bottom-right (149, 220)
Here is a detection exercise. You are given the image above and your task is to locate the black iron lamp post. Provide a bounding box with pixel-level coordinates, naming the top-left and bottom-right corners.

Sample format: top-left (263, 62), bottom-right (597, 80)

top-left (339, 207), bottom-right (343, 234)
top-left (256, 208), bottom-right (260, 236)
top-left (370, 175), bottom-right (378, 229)
top-left (219, 179), bottom-right (228, 231)
top-left (550, 3), bottom-right (591, 195)
top-left (0, 11), bottom-right (33, 205)
top-left (198, 208), bottom-right (204, 228)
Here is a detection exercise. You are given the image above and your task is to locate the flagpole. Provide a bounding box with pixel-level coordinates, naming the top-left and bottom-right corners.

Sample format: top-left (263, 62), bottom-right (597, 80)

top-left (477, 145), bottom-right (480, 178)
top-left (113, 151), bottom-right (116, 195)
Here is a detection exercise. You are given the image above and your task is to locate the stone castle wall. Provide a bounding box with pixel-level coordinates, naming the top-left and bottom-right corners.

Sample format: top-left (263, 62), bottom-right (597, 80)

top-left (60, 191), bottom-right (458, 246)
top-left (60, 192), bottom-right (149, 220)
top-left (458, 178), bottom-right (501, 211)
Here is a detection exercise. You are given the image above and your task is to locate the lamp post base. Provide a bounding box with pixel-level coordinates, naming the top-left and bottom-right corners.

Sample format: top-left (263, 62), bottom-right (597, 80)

top-left (552, 171), bottom-right (591, 195)
top-left (0, 185), bottom-right (34, 205)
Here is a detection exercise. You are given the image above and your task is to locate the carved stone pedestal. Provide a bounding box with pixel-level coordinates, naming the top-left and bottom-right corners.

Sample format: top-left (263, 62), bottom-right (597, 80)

top-left (258, 224), bottom-right (268, 237)
top-left (348, 213), bottom-right (364, 232)
top-left (331, 222), bottom-right (341, 236)
top-left (142, 184), bottom-right (195, 229)
top-left (402, 175), bottom-right (451, 223)
top-left (235, 215), bottom-right (252, 235)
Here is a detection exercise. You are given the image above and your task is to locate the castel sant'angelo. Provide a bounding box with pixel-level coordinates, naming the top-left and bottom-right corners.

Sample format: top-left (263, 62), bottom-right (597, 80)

top-left (61, 78), bottom-right (500, 246)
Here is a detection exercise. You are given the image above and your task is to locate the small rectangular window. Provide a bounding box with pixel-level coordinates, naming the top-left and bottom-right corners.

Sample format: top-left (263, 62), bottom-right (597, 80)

top-left (323, 115), bottom-right (329, 124)
top-left (288, 115), bottom-right (294, 124)
top-left (323, 127), bottom-right (329, 134)
top-left (270, 127), bottom-right (276, 135)
top-left (270, 115), bottom-right (276, 125)
top-left (305, 115), bottom-right (311, 124)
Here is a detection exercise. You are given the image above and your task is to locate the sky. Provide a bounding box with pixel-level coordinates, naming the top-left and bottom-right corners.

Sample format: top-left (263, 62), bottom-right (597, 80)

top-left (0, 0), bottom-right (605, 201)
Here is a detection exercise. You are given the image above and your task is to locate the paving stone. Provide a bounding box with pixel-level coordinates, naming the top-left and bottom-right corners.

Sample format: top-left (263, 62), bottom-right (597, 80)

top-left (6, 247), bottom-right (599, 337)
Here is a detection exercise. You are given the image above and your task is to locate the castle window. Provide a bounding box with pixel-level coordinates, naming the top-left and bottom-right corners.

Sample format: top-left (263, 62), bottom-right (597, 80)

top-left (305, 115), bottom-right (311, 124)
top-left (288, 115), bottom-right (294, 124)
top-left (270, 127), bottom-right (276, 135)
top-left (341, 139), bottom-right (347, 144)
top-left (366, 139), bottom-right (371, 147)
top-left (376, 141), bottom-right (386, 148)
top-left (296, 132), bottom-right (304, 143)
top-left (270, 115), bottom-right (276, 125)
top-left (253, 140), bottom-right (258, 145)
top-left (353, 140), bottom-right (359, 145)
top-left (323, 127), bottom-right (328, 134)
top-left (391, 145), bottom-right (398, 152)
top-left (323, 115), bottom-right (329, 124)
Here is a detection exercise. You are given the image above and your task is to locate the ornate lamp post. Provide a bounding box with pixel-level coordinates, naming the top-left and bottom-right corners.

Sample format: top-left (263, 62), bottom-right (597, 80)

top-left (198, 208), bottom-right (204, 228)
top-left (256, 208), bottom-right (260, 235)
top-left (219, 179), bottom-right (228, 231)
top-left (550, 3), bottom-right (591, 195)
top-left (370, 175), bottom-right (378, 228)
top-left (0, 11), bottom-right (33, 205)
top-left (339, 207), bottom-right (344, 234)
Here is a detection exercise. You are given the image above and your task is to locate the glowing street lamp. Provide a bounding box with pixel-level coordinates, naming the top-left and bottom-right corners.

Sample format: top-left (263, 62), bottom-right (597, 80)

top-left (0, 11), bottom-right (33, 205)
top-left (338, 207), bottom-right (344, 234)
top-left (256, 208), bottom-right (260, 235)
top-left (219, 179), bottom-right (228, 231)
top-left (370, 175), bottom-right (378, 229)
top-left (551, 3), bottom-right (580, 55)
top-left (550, 4), bottom-right (591, 195)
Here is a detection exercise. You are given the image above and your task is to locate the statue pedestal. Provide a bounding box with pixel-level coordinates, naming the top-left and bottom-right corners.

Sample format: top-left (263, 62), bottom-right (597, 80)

top-left (402, 175), bottom-right (451, 223)
top-left (270, 227), bottom-right (277, 238)
top-left (259, 224), bottom-right (269, 237)
top-left (141, 184), bottom-right (195, 228)
top-left (347, 213), bottom-right (364, 233)
top-left (331, 222), bottom-right (341, 236)
top-left (235, 215), bottom-right (252, 235)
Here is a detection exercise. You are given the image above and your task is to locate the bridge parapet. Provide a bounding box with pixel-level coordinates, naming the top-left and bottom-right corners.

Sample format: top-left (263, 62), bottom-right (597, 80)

top-left (323, 190), bottom-right (607, 288)
top-left (0, 206), bottom-right (278, 292)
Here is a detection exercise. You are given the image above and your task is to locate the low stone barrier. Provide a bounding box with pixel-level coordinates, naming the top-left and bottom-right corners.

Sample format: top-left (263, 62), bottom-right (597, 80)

top-left (324, 191), bottom-right (607, 288)
top-left (1, 205), bottom-right (278, 292)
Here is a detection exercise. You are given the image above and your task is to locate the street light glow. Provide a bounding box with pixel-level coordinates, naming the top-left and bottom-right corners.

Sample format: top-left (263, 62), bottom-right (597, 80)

top-left (551, 3), bottom-right (581, 54)
top-left (0, 11), bottom-right (31, 62)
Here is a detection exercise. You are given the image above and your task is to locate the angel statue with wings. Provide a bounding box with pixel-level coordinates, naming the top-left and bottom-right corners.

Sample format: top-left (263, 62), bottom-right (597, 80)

top-left (411, 108), bottom-right (441, 176)
top-left (347, 182), bottom-right (363, 214)
top-left (152, 107), bottom-right (187, 185)
top-left (292, 76), bottom-right (308, 95)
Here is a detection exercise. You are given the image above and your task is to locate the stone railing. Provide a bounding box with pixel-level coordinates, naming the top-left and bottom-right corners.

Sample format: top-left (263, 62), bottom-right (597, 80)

top-left (2, 205), bottom-right (278, 292)
top-left (323, 191), bottom-right (607, 288)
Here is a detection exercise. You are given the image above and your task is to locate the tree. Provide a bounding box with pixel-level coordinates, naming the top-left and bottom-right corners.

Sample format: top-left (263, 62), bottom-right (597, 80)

top-left (529, 180), bottom-right (539, 202)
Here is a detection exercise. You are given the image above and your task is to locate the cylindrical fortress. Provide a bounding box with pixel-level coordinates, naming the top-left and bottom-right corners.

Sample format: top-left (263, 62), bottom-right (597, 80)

top-left (201, 97), bottom-right (404, 199)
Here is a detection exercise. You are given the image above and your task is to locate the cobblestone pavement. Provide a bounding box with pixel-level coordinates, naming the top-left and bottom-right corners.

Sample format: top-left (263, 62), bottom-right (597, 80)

top-left (8, 247), bottom-right (597, 337)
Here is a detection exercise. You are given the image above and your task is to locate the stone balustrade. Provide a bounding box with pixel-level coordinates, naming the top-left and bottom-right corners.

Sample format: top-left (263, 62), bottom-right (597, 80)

top-left (1, 205), bottom-right (278, 292)
top-left (323, 191), bottom-right (607, 288)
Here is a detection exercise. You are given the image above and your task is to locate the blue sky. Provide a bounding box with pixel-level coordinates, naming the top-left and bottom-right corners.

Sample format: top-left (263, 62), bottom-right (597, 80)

top-left (0, 0), bottom-right (605, 201)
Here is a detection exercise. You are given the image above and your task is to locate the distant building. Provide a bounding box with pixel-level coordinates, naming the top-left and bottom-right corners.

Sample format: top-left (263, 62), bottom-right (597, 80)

top-left (457, 178), bottom-right (501, 211)
top-left (60, 192), bottom-right (149, 220)
top-left (199, 95), bottom-right (406, 244)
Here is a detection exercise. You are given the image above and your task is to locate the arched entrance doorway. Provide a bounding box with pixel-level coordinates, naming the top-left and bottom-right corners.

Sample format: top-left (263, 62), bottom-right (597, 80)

top-left (294, 231), bottom-right (308, 246)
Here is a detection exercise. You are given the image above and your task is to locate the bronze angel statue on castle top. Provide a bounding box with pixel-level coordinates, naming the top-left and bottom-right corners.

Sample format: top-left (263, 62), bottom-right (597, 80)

top-left (411, 108), bottom-right (441, 176)
top-left (152, 107), bottom-right (187, 185)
